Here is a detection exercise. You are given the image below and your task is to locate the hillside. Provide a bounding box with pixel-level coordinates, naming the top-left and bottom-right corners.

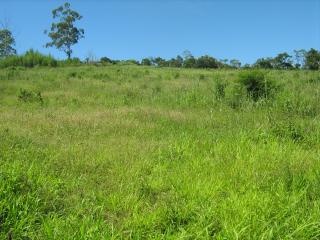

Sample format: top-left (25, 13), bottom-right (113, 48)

top-left (1, 66), bottom-right (320, 239)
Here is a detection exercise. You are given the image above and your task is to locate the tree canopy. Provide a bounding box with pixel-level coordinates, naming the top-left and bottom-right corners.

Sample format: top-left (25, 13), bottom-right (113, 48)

top-left (0, 28), bottom-right (16, 59)
top-left (45, 2), bottom-right (84, 59)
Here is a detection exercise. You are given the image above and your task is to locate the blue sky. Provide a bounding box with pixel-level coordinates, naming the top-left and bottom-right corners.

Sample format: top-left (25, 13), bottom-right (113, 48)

top-left (1, 0), bottom-right (320, 63)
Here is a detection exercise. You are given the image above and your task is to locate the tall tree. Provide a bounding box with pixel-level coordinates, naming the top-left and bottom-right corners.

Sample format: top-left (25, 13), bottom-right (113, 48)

top-left (254, 58), bottom-right (274, 69)
top-left (196, 55), bottom-right (219, 68)
top-left (305, 48), bottom-right (320, 70)
top-left (45, 2), bottom-right (84, 59)
top-left (141, 58), bottom-right (152, 66)
top-left (153, 57), bottom-right (167, 67)
top-left (273, 52), bottom-right (293, 69)
top-left (293, 49), bottom-right (306, 69)
top-left (230, 59), bottom-right (241, 69)
top-left (182, 50), bottom-right (193, 60)
top-left (0, 28), bottom-right (16, 59)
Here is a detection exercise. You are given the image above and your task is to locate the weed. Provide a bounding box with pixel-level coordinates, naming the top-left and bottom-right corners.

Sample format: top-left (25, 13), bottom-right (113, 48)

top-left (18, 89), bottom-right (43, 104)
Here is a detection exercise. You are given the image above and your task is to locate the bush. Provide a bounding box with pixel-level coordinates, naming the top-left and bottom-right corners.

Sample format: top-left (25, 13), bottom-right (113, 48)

top-left (100, 57), bottom-right (114, 65)
top-left (214, 79), bottom-right (227, 100)
top-left (196, 55), bottom-right (219, 69)
top-left (0, 49), bottom-right (57, 68)
top-left (18, 89), bottom-right (43, 104)
top-left (60, 57), bottom-right (82, 66)
top-left (141, 58), bottom-right (152, 66)
top-left (238, 70), bottom-right (276, 101)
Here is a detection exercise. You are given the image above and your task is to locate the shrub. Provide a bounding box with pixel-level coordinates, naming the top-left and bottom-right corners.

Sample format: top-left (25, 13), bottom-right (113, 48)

top-left (196, 55), bottom-right (219, 69)
top-left (0, 49), bottom-right (57, 68)
top-left (18, 89), bottom-right (43, 104)
top-left (271, 120), bottom-right (305, 143)
top-left (100, 57), bottom-right (114, 65)
top-left (141, 58), bottom-right (152, 66)
top-left (60, 57), bottom-right (82, 66)
top-left (214, 79), bottom-right (227, 100)
top-left (238, 70), bottom-right (276, 101)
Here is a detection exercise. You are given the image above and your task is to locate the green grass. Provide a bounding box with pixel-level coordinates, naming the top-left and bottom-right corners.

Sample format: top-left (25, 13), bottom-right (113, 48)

top-left (1, 66), bottom-right (320, 239)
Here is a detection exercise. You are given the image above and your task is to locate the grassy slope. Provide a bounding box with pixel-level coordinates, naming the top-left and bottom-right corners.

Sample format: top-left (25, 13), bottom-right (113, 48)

top-left (1, 66), bottom-right (320, 239)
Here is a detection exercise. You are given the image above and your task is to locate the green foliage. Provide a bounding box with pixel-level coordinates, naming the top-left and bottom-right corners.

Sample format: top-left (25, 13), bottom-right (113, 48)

top-left (196, 55), bottom-right (220, 68)
top-left (100, 57), bottom-right (114, 65)
top-left (63, 57), bottom-right (82, 66)
top-left (0, 49), bottom-right (57, 68)
top-left (254, 58), bottom-right (274, 69)
top-left (229, 59), bottom-right (241, 68)
top-left (214, 78), bottom-right (227, 100)
top-left (293, 49), bottom-right (306, 69)
top-left (153, 57), bottom-right (167, 67)
top-left (18, 89), bottom-right (43, 104)
top-left (305, 48), bottom-right (320, 70)
top-left (45, 2), bottom-right (84, 59)
top-left (0, 171), bottom-right (49, 239)
top-left (225, 82), bottom-right (247, 108)
top-left (1, 66), bottom-right (320, 239)
top-left (273, 52), bottom-right (294, 69)
top-left (141, 58), bottom-right (152, 66)
top-left (254, 51), bottom-right (306, 70)
top-left (271, 120), bottom-right (305, 143)
top-left (168, 55), bottom-right (183, 68)
top-left (238, 70), bottom-right (276, 101)
top-left (0, 28), bottom-right (16, 59)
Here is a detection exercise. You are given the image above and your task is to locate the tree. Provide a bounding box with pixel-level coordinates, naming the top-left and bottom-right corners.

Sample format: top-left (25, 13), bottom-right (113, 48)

top-left (230, 59), bottom-right (241, 69)
top-left (305, 48), bottom-right (320, 70)
top-left (293, 49), bottom-right (306, 69)
top-left (168, 55), bottom-right (183, 68)
top-left (182, 50), bottom-right (193, 60)
top-left (45, 2), bottom-right (84, 59)
top-left (196, 55), bottom-right (219, 69)
top-left (100, 57), bottom-right (114, 64)
top-left (0, 28), bottom-right (16, 59)
top-left (273, 52), bottom-right (293, 69)
top-left (254, 58), bottom-right (274, 69)
top-left (85, 50), bottom-right (96, 63)
top-left (218, 59), bottom-right (229, 68)
top-left (141, 58), bottom-right (152, 66)
top-left (183, 56), bottom-right (196, 68)
top-left (242, 64), bottom-right (251, 69)
top-left (153, 57), bottom-right (167, 67)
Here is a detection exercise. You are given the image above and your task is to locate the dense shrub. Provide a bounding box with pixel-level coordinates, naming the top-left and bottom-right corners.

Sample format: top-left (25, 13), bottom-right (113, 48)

top-left (18, 89), bottom-right (43, 104)
top-left (0, 49), bottom-right (57, 68)
top-left (196, 55), bottom-right (220, 69)
top-left (238, 70), bottom-right (276, 101)
top-left (305, 48), bottom-right (320, 70)
top-left (141, 58), bottom-right (152, 66)
top-left (100, 57), bottom-right (114, 65)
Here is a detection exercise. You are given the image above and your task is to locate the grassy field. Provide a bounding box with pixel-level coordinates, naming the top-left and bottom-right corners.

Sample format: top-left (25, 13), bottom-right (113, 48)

top-left (1, 66), bottom-right (320, 239)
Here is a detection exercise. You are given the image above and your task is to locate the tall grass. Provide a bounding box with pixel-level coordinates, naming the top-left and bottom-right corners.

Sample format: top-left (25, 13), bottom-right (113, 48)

top-left (0, 49), bottom-right (58, 68)
top-left (0, 66), bottom-right (319, 239)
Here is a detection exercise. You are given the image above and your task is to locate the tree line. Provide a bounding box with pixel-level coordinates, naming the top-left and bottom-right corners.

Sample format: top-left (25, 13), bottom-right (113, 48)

top-left (1, 2), bottom-right (320, 70)
top-left (137, 49), bottom-right (320, 70)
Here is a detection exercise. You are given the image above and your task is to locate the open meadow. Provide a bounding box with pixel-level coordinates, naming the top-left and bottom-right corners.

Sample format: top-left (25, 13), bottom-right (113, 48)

top-left (1, 66), bottom-right (320, 239)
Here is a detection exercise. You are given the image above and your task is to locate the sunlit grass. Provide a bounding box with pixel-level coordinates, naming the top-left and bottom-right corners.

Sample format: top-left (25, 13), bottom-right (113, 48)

top-left (1, 66), bottom-right (320, 239)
